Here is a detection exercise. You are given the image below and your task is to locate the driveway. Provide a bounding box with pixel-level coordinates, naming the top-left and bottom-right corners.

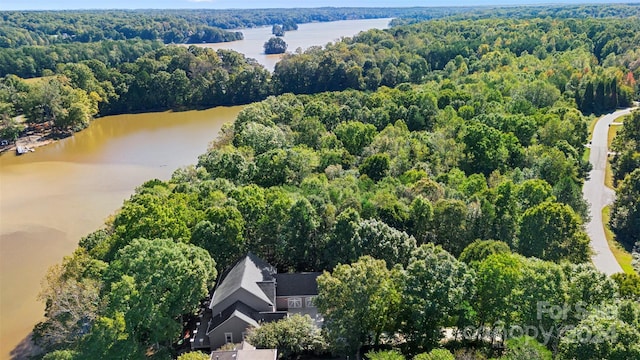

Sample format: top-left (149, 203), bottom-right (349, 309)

top-left (582, 107), bottom-right (635, 275)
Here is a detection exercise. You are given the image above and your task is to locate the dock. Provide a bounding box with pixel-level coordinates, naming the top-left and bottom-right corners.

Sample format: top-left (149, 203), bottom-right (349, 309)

top-left (15, 145), bottom-right (34, 155)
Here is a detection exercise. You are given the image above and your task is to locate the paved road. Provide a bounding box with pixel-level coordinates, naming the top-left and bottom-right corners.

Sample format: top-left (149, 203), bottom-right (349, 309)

top-left (583, 107), bottom-right (635, 275)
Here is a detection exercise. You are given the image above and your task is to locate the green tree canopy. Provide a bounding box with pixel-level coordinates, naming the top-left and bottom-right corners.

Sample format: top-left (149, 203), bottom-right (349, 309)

top-left (246, 314), bottom-right (326, 358)
top-left (104, 238), bottom-right (216, 346)
top-left (459, 239), bottom-right (511, 265)
top-left (264, 37), bottom-right (288, 54)
top-left (519, 201), bottom-right (590, 263)
top-left (334, 121), bottom-right (378, 156)
top-left (610, 168), bottom-right (640, 249)
top-left (401, 244), bottom-right (474, 353)
top-left (190, 205), bottom-right (246, 271)
top-left (315, 256), bottom-right (401, 357)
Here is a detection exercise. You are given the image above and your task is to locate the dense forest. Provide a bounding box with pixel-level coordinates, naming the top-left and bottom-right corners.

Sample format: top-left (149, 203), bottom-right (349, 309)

top-left (2, 13), bottom-right (640, 135)
top-left (391, 3), bottom-right (640, 25)
top-left (3, 4), bottom-right (640, 50)
top-left (0, 7), bottom-right (474, 49)
top-left (1, 4), bottom-right (639, 360)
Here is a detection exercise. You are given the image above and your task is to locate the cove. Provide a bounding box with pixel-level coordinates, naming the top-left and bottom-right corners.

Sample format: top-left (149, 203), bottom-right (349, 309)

top-left (0, 107), bottom-right (241, 358)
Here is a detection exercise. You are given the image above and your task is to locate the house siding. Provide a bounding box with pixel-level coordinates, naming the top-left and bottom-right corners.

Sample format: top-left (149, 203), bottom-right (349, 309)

top-left (275, 295), bottom-right (317, 311)
top-left (208, 316), bottom-right (253, 350)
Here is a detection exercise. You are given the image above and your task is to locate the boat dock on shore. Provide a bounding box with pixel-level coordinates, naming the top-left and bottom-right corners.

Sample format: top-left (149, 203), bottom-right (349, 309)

top-left (15, 145), bottom-right (34, 155)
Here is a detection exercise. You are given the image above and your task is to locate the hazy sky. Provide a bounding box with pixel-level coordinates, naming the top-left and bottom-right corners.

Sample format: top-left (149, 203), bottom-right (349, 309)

top-left (0, 0), bottom-right (635, 11)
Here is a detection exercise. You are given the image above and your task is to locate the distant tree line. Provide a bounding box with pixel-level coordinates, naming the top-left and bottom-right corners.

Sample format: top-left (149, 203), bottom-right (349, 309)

top-left (272, 17), bottom-right (639, 113)
top-left (2, 15), bottom-right (640, 137)
top-left (391, 3), bottom-right (640, 26)
top-left (0, 7), bottom-right (476, 49)
top-left (0, 10), bottom-right (245, 48)
top-left (0, 40), bottom-right (164, 79)
top-left (0, 46), bottom-right (271, 131)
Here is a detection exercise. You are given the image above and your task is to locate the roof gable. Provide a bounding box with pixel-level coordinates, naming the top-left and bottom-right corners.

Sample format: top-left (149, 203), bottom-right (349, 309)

top-left (210, 253), bottom-right (276, 313)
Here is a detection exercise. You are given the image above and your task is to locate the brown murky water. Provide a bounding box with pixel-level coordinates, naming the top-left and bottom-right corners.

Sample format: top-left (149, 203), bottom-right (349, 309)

top-left (0, 107), bottom-right (241, 357)
top-left (0, 18), bottom-right (390, 358)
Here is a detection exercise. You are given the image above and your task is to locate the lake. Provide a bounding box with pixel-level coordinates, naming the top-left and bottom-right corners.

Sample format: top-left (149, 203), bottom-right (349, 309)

top-left (189, 18), bottom-right (391, 71)
top-left (0, 17), bottom-right (390, 359)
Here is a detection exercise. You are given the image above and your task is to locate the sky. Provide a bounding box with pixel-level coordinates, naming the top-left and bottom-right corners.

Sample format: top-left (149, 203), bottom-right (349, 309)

top-left (0, 0), bottom-right (636, 11)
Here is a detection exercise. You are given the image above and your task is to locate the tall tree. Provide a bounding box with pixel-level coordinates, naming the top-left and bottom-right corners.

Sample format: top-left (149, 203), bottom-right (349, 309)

top-left (315, 256), bottom-right (401, 358)
top-left (104, 239), bottom-right (216, 347)
top-left (431, 199), bottom-right (470, 256)
top-left (282, 198), bottom-right (321, 271)
top-left (594, 80), bottom-right (606, 112)
top-left (353, 219), bottom-right (417, 268)
top-left (191, 205), bottom-right (246, 271)
top-left (400, 244), bottom-right (474, 353)
top-left (580, 81), bottom-right (594, 114)
top-left (519, 201), bottom-right (590, 263)
top-left (610, 168), bottom-right (640, 249)
top-left (333, 121), bottom-right (378, 156)
top-left (474, 253), bottom-right (523, 336)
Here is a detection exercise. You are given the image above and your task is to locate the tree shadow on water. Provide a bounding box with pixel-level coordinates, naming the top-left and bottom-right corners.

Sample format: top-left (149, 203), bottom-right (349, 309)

top-left (10, 333), bottom-right (42, 360)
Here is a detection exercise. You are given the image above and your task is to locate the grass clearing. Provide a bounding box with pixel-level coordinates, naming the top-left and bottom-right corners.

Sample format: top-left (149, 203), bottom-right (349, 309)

top-left (587, 115), bottom-right (598, 137)
top-left (602, 206), bottom-right (635, 274)
top-left (583, 147), bottom-right (590, 163)
top-left (583, 116), bottom-right (600, 163)
top-left (22, 75), bottom-right (55, 84)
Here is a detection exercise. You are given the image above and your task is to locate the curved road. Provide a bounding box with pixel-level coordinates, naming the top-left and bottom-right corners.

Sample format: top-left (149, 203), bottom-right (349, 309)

top-left (583, 107), bottom-right (635, 275)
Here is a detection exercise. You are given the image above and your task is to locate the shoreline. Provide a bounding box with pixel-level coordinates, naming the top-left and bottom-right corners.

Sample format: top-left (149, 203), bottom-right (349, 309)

top-left (0, 130), bottom-right (71, 156)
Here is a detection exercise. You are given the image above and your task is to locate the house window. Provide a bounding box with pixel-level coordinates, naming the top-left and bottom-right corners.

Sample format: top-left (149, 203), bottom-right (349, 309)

top-left (305, 296), bottom-right (315, 308)
top-left (288, 297), bottom-right (302, 308)
top-left (224, 332), bottom-right (233, 344)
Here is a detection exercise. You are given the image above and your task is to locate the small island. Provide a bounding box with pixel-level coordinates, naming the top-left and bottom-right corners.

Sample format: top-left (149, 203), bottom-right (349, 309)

top-left (271, 24), bottom-right (285, 37)
top-left (263, 37), bottom-right (287, 54)
top-left (272, 20), bottom-right (298, 37)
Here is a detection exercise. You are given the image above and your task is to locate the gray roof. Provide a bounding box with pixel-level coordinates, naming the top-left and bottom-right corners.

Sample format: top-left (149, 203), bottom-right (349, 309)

top-left (209, 253), bottom-right (277, 312)
top-left (208, 301), bottom-right (258, 332)
top-left (274, 273), bottom-right (321, 297)
top-left (210, 349), bottom-right (277, 360)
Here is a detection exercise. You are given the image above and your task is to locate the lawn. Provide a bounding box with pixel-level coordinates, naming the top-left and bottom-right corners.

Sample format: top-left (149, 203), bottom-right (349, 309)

top-left (602, 206), bottom-right (635, 274)
top-left (22, 75), bottom-right (55, 84)
top-left (582, 115), bottom-right (599, 163)
top-left (605, 114), bottom-right (627, 188)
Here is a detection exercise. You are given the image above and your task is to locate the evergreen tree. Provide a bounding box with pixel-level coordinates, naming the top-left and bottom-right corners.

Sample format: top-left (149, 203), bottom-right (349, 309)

top-left (609, 78), bottom-right (618, 109)
top-left (581, 82), bottom-right (594, 114)
top-left (595, 81), bottom-right (605, 112)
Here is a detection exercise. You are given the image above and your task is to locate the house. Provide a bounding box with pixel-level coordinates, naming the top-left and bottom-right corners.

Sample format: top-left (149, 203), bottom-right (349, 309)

top-left (274, 272), bottom-right (322, 323)
top-left (191, 253), bottom-right (321, 351)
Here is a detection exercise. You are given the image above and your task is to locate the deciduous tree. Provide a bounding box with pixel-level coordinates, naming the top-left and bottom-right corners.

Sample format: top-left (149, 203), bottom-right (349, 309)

top-left (519, 201), bottom-right (590, 263)
top-left (610, 169), bottom-right (640, 249)
top-left (315, 256), bottom-right (401, 358)
top-left (401, 244), bottom-right (474, 353)
top-left (104, 239), bottom-right (216, 346)
top-left (264, 37), bottom-right (287, 54)
top-left (247, 314), bottom-right (326, 358)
